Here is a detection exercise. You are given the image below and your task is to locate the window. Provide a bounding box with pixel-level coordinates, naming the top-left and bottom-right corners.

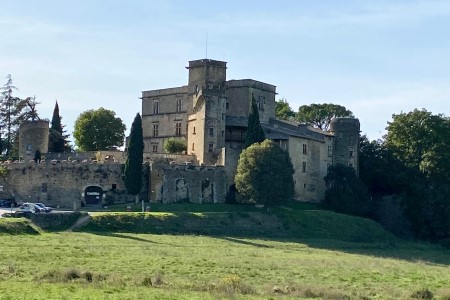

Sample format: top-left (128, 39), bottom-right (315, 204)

top-left (153, 101), bottom-right (159, 114)
top-left (257, 96), bottom-right (265, 110)
top-left (208, 143), bottom-right (214, 152)
top-left (302, 161), bottom-right (307, 173)
top-left (348, 163), bottom-right (353, 167)
top-left (153, 124), bottom-right (159, 137)
top-left (302, 144), bottom-right (307, 155)
top-left (152, 145), bottom-right (158, 153)
top-left (176, 99), bottom-right (182, 112)
top-left (226, 103), bottom-right (229, 109)
top-left (191, 143), bottom-right (195, 151)
top-left (221, 130), bottom-right (224, 137)
top-left (222, 113), bottom-right (225, 120)
top-left (328, 145), bottom-right (333, 157)
top-left (175, 122), bottom-right (182, 136)
top-left (112, 184), bottom-right (117, 190)
top-left (209, 127), bottom-right (214, 136)
top-left (349, 146), bottom-right (354, 157)
top-left (193, 126), bottom-right (196, 134)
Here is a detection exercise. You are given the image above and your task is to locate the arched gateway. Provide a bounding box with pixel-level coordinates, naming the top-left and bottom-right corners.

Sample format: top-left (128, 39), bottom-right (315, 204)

top-left (84, 186), bottom-right (104, 206)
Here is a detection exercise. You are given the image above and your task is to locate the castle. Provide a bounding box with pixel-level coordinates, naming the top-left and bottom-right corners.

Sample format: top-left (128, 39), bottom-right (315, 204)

top-left (142, 59), bottom-right (360, 203)
top-left (0, 58), bottom-right (359, 208)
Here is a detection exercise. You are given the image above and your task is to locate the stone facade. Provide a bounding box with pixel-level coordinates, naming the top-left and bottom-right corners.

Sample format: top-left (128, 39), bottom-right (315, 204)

top-left (18, 120), bottom-right (49, 160)
top-left (141, 59), bottom-right (360, 203)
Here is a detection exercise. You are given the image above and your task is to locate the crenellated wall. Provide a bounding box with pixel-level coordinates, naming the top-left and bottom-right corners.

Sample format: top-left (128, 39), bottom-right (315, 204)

top-left (0, 162), bottom-right (126, 208)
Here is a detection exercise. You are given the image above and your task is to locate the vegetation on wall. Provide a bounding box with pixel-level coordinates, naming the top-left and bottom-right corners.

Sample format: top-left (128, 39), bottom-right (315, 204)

top-left (235, 140), bottom-right (294, 206)
top-left (164, 138), bottom-right (186, 154)
top-left (73, 107), bottom-right (126, 151)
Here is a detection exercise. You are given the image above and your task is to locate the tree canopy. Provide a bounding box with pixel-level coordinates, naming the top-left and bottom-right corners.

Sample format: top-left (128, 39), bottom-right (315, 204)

top-left (324, 163), bottom-right (370, 217)
top-left (124, 113), bottom-right (144, 197)
top-left (243, 95), bottom-right (265, 149)
top-left (235, 139), bottom-right (294, 206)
top-left (296, 103), bottom-right (354, 131)
top-left (275, 98), bottom-right (295, 120)
top-left (73, 107), bottom-right (126, 151)
top-left (164, 138), bottom-right (186, 154)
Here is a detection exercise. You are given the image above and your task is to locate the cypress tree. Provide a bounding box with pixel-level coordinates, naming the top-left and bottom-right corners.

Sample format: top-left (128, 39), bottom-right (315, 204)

top-left (48, 101), bottom-right (66, 152)
top-left (243, 94), bottom-right (265, 149)
top-left (124, 113), bottom-right (144, 202)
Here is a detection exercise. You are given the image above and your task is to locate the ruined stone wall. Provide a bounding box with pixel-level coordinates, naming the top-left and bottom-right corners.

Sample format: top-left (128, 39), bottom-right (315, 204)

top-left (0, 162), bottom-right (125, 208)
top-left (149, 162), bottom-right (226, 204)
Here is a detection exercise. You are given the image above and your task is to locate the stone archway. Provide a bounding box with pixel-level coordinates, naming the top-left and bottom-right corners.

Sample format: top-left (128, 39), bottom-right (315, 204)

top-left (84, 186), bottom-right (104, 206)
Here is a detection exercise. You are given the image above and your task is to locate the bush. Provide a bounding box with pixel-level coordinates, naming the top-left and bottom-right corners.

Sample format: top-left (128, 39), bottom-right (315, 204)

top-left (164, 138), bottom-right (186, 153)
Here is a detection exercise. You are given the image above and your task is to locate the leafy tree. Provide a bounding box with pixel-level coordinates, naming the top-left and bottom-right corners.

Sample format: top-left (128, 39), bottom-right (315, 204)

top-left (48, 101), bottom-right (71, 152)
top-left (243, 95), bottom-right (265, 149)
top-left (275, 98), bottom-right (295, 120)
top-left (324, 164), bottom-right (370, 217)
top-left (124, 113), bottom-right (144, 202)
top-left (235, 140), bottom-right (294, 206)
top-left (384, 109), bottom-right (450, 180)
top-left (73, 107), bottom-right (126, 151)
top-left (296, 103), bottom-right (354, 131)
top-left (164, 138), bottom-right (186, 153)
top-left (16, 96), bottom-right (40, 123)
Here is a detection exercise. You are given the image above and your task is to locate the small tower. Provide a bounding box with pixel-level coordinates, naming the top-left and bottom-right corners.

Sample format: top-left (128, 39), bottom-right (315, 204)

top-left (329, 118), bottom-right (360, 175)
top-left (18, 120), bottom-right (49, 161)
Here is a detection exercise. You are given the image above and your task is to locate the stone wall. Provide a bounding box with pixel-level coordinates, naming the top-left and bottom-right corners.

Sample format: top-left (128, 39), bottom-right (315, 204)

top-left (0, 162), bottom-right (126, 208)
top-left (149, 162), bottom-right (226, 204)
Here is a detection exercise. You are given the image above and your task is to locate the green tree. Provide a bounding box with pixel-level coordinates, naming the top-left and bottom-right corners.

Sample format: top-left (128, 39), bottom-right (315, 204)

top-left (235, 140), bottom-right (294, 206)
top-left (243, 95), bottom-right (265, 149)
top-left (384, 109), bottom-right (450, 180)
top-left (124, 113), bottom-right (144, 203)
top-left (324, 164), bottom-right (370, 217)
top-left (164, 138), bottom-right (186, 153)
top-left (73, 107), bottom-right (126, 151)
top-left (0, 75), bottom-right (21, 155)
top-left (296, 103), bottom-right (354, 131)
top-left (275, 98), bottom-right (295, 120)
top-left (48, 101), bottom-right (71, 152)
top-left (16, 96), bottom-right (40, 123)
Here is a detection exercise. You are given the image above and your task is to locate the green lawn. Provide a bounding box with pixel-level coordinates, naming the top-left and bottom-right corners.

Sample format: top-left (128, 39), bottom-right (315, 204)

top-left (0, 231), bottom-right (449, 299)
top-left (1, 203), bottom-right (449, 299)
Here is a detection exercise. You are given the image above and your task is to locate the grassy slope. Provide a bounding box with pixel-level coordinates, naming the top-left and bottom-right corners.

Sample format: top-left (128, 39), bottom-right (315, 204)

top-left (0, 233), bottom-right (449, 299)
top-left (0, 218), bottom-right (40, 235)
top-left (1, 204), bottom-right (449, 299)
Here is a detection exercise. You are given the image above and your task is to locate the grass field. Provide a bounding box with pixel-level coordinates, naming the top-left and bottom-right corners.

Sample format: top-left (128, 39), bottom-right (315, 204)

top-left (0, 203), bottom-right (449, 299)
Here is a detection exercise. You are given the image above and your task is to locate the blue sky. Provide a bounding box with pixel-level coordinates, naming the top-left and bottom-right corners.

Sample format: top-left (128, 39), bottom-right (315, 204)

top-left (1, 0), bottom-right (449, 143)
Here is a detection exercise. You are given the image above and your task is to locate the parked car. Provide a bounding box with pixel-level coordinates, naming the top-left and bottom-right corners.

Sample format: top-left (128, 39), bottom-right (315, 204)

top-left (15, 203), bottom-right (37, 214)
top-left (35, 203), bottom-right (52, 213)
top-left (0, 199), bottom-right (18, 208)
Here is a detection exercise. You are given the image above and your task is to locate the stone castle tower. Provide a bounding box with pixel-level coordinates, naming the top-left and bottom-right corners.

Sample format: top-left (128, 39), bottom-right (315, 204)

top-left (18, 120), bottom-right (49, 160)
top-left (329, 118), bottom-right (360, 175)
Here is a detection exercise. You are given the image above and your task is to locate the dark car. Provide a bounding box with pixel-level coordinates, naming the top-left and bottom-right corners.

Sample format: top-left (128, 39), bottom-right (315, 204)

top-left (0, 199), bottom-right (18, 208)
top-left (35, 203), bottom-right (52, 213)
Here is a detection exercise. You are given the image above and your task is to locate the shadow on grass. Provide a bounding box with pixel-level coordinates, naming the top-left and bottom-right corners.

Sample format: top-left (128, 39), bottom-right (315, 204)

top-left (90, 232), bottom-right (162, 244)
top-left (220, 237), bottom-right (271, 248)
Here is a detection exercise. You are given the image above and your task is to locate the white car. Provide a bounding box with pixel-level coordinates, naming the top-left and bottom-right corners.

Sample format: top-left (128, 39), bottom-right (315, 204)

top-left (35, 203), bottom-right (52, 213)
top-left (16, 203), bottom-right (41, 214)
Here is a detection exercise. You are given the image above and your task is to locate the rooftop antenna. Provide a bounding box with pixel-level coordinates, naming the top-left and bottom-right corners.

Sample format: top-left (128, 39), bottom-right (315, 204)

top-left (205, 32), bottom-right (208, 59)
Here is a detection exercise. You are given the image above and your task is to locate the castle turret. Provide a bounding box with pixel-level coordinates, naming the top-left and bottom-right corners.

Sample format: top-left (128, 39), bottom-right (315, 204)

top-left (329, 118), bottom-right (360, 175)
top-left (18, 120), bottom-right (49, 160)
